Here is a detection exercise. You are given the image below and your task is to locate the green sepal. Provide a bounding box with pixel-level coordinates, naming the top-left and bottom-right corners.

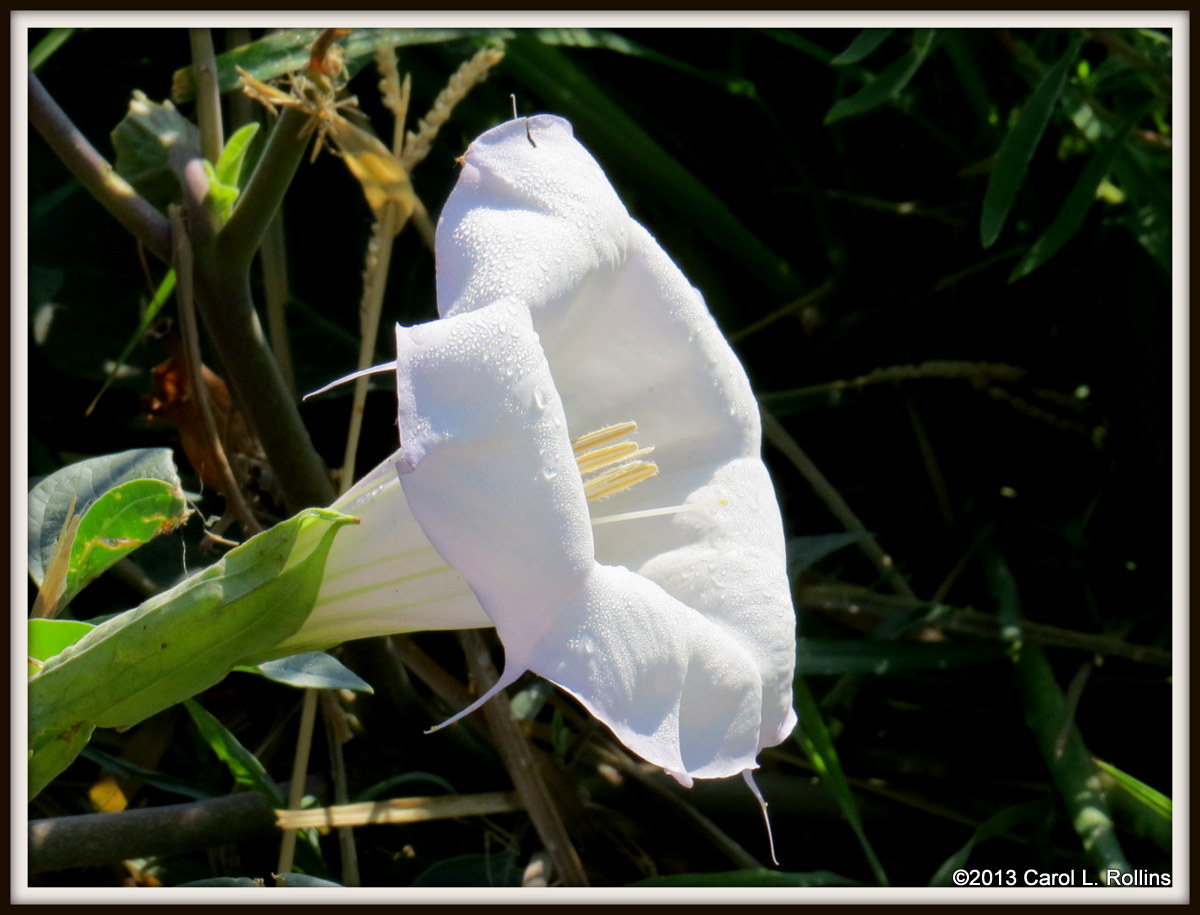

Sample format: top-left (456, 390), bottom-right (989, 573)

top-left (28, 508), bottom-right (356, 800)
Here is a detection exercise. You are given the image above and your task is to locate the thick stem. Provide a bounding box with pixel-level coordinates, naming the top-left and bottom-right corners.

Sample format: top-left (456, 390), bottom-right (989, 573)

top-left (221, 107), bottom-right (312, 266)
top-left (29, 792), bottom-right (276, 874)
top-left (192, 262), bottom-right (335, 510)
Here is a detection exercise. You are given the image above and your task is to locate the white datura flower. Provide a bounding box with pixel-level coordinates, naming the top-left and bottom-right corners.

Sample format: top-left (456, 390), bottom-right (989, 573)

top-left (289, 115), bottom-right (797, 816)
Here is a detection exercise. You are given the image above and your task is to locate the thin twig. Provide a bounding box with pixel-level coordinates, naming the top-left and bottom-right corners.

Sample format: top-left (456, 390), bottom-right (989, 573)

top-left (170, 207), bottom-right (264, 535)
top-left (276, 689), bottom-right (319, 881)
top-left (320, 690), bottom-right (361, 887)
top-left (28, 71), bottom-right (171, 262)
top-left (762, 411), bottom-right (915, 599)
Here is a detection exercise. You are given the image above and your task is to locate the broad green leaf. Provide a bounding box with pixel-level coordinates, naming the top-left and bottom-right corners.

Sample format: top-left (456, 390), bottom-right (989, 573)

top-left (1093, 757), bottom-right (1171, 854)
top-left (238, 650), bottom-right (373, 693)
top-left (630, 869), bottom-right (862, 887)
top-left (792, 675), bottom-right (888, 886)
top-left (1010, 109), bottom-right (1146, 282)
top-left (170, 28), bottom-right (509, 102)
top-left (831, 29), bottom-right (895, 66)
top-left (503, 36), bottom-right (803, 302)
top-left (28, 618), bottom-right (95, 668)
top-left (61, 477), bottom-right (191, 610)
top-left (797, 638), bottom-right (1006, 676)
top-left (185, 699), bottom-right (285, 806)
top-left (824, 29), bottom-right (937, 124)
top-left (980, 36), bottom-right (1083, 248)
top-left (110, 91), bottom-right (202, 210)
top-left (929, 799), bottom-right (1049, 886)
top-left (29, 448), bottom-right (184, 586)
top-left (28, 508), bottom-right (356, 799)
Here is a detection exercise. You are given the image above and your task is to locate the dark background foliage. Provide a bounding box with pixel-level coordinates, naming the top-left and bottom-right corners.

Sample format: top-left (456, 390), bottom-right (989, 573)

top-left (27, 25), bottom-right (1173, 889)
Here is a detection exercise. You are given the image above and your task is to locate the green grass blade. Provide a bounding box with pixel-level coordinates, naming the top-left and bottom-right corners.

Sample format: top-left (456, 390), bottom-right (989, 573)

top-left (824, 29), bottom-right (937, 124)
top-left (1010, 108), bottom-right (1147, 282)
top-left (791, 675), bottom-right (889, 885)
top-left (85, 269), bottom-right (176, 417)
top-left (185, 699), bottom-right (285, 806)
top-left (29, 28), bottom-right (78, 71)
top-left (1093, 757), bottom-right (1172, 854)
top-left (630, 869), bottom-right (862, 887)
top-left (929, 799), bottom-right (1049, 885)
top-left (980, 35), bottom-right (1083, 248)
top-left (797, 638), bottom-right (1005, 676)
top-left (831, 29), bottom-right (895, 66)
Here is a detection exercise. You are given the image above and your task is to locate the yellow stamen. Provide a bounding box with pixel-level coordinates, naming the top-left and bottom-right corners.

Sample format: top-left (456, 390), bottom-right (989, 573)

top-left (572, 421), bottom-right (659, 502)
top-left (571, 421), bottom-right (637, 454)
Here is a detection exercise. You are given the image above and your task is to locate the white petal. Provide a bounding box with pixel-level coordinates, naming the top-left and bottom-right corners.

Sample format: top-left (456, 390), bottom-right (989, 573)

top-left (532, 564), bottom-right (764, 784)
top-left (392, 307), bottom-right (594, 663)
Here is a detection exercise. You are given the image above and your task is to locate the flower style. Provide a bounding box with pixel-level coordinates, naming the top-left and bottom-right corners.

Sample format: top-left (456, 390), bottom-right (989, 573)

top-left (293, 115), bottom-right (797, 793)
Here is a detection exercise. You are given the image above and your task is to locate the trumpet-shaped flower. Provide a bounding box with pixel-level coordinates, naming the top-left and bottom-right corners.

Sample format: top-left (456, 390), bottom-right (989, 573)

top-left (293, 115), bottom-right (797, 798)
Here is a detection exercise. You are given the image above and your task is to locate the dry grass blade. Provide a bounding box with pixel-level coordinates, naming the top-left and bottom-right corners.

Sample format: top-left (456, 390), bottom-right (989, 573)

top-left (401, 46), bottom-right (505, 172)
top-left (276, 791), bottom-right (522, 829)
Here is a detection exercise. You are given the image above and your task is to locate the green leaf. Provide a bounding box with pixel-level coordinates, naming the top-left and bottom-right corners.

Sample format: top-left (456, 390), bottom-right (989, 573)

top-left (792, 675), bottom-right (889, 885)
top-left (630, 869), bottom-right (862, 887)
top-left (110, 91), bottom-right (202, 210)
top-left (184, 699), bottom-right (285, 806)
top-left (170, 28), bottom-right (509, 102)
top-left (1093, 757), bottom-right (1172, 854)
top-left (215, 122), bottom-right (261, 189)
top-left (797, 638), bottom-right (1006, 676)
top-left (61, 478), bottom-right (191, 610)
top-left (238, 650), bottom-right (373, 693)
top-left (202, 160), bottom-right (239, 226)
top-left (29, 448), bottom-right (185, 587)
top-left (80, 746), bottom-right (216, 801)
top-left (28, 508), bottom-right (356, 800)
top-left (28, 619), bottom-right (95, 668)
top-left (929, 799), bottom-right (1049, 886)
top-left (824, 29), bottom-right (937, 124)
top-left (1010, 109), bottom-right (1146, 282)
top-left (831, 29), bottom-right (895, 66)
top-left (980, 35), bottom-right (1083, 248)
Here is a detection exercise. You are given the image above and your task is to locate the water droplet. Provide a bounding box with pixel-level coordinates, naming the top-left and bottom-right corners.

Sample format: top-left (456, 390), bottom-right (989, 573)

top-left (542, 466), bottom-right (559, 480)
top-left (533, 387), bottom-right (548, 411)
top-left (582, 636), bottom-right (596, 655)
